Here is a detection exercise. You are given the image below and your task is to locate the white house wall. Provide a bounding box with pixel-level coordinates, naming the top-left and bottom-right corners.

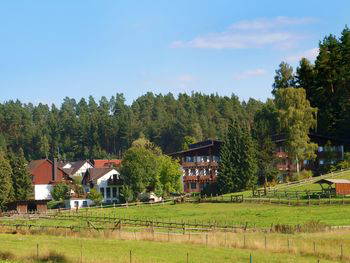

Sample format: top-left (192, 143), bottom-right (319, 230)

top-left (35, 184), bottom-right (53, 200)
top-left (96, 169), bottom-right (121, 203)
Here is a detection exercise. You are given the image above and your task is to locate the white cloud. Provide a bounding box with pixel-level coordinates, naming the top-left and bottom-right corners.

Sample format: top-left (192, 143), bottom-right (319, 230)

top-left (171, 16), bottom-right (315, 50)
top-left (177, 74), bottom-right (196, 83)
top-left (285, 48), bottom-right (319, 62)
top-left (230, 16), bottom-right (315, 30)
top-left (233, 68), bottom-right (267, 80)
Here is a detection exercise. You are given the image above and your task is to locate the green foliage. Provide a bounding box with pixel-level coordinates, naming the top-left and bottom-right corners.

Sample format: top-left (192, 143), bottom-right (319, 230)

top-left (182, 136), bottom-right (196, 150)
top-left (8, 148), bottom-right (33, 200)
top-left (290, 169), bottom-right (313, 182)
top-left (71, 177), bottom-right (85, 198)
top-left (121, 138), bottom-right (182, 199)
top-left (0, 92), bottom-right (248, 160)
top-left (275, 26), bottom-right (350, 141)
top-left (158, 155), bottom-right (183, 194)
top-left (252, 100), bottom-right (279, 185)
top-left (51, 183), bottom-right (70, 202)
top-left (87, 188), bottom-right (103, 205)
top-left (217, 120), bottom-right (257, 194)
top-left (119, 185), bottom-right (134, 203)
top-left (47, 200), bottom-right (64, 209)
top-left (275, 88), bottom-right (318, 172)
top-left (272, 62), bottom-right (295, 95)
top-left (0, 151), bottom-right (13, 209)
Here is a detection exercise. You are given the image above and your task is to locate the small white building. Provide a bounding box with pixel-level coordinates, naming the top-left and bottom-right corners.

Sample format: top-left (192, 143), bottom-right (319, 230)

top-left (82, 168), bottom-right (123, 204)
top-left (65, 198), bottom-right (93, 209)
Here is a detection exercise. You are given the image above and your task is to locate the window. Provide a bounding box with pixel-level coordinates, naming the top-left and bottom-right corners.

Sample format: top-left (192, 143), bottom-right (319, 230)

top-left (205, 169), bottom-right (209, 175)
top-left (106, 187), bottom-right (111, 198)
top-left (112, 187), bottom-right (117, 198)
top-left (82, 201), bottom-right (88, 207)
top-left (191, 169), bottom-right (196, 176)
top-left (202, 156), bottom-right (208, 162)
top-left (318, 146), bottom-right (324, 152)
top-left (190, 182), bottom-right (197, 189)
top-left (74, 201), bottom-right (79, 208)
top-left (100, 187), bottom-right (105, 198)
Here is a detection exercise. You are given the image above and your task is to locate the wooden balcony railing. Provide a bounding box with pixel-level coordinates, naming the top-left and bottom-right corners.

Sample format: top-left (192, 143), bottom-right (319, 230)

top-left (181, 161), bottom-right (218, 168)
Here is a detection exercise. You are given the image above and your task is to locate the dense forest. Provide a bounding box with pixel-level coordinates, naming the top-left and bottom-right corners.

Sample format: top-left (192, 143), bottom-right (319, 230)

top-left (0, 92), bottom-right (261, 160)
top-left (0, 26), bottom-right (349, 162)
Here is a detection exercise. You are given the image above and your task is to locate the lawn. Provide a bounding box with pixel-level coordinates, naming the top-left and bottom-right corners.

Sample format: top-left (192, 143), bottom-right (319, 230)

top-left (0, 233), bottom-right (337, 263)
top-left (49, 202), bottom-right (350, 227)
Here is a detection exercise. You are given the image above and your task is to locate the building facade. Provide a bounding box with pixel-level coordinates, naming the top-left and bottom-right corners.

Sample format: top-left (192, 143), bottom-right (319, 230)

top-left (169, 140), bottom-right (222, 193)
top-left (28, 159), bottom-right (72, 200)
top-left (273, 133), bottom-right (347, 179)
top-left (82, 168), bottom-right (123, 203)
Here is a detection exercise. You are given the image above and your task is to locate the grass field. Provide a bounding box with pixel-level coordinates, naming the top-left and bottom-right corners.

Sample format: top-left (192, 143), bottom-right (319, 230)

top-left (0, 232), bottom-right (343, 263)
top-left (4, 202), bottom-right (348, 229)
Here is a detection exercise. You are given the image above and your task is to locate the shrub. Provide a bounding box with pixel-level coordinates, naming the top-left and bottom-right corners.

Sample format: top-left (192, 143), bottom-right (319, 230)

top-left (47, 200), bottom-right (64, 209)
top-left (290, 170), bottom-right (313, 182)
top-left (87, 189), bottom-right (102, 206)
top-left (51, 183), bottom-right (70, 202)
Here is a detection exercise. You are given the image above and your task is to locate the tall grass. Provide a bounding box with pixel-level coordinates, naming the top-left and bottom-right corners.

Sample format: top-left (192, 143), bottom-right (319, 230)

top-left (0, 224), bottom-right (348, 262)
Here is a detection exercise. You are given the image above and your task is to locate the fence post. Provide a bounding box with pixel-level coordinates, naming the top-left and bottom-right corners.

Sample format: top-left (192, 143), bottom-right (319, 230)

top-left (80, 243), bottom-right (83, 263)
top-left (129, 250), bottom-right (132, 263)
top-left (340, 244), bottom-right (343, 260)
top-left (313, 242), bottom-right (316, 254)
top-left (264, 236), bottom-right (267, 249)
top-left (250, 253), bottom-right (252, 263)
top-left (36, 243), bottom-right (39, 260)
top-left (187, 252), bottom-right (189, 263)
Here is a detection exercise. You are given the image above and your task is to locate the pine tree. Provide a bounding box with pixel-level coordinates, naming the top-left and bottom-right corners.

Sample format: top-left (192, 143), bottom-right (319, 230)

top-left (272, 62), bottom-right (295, 95)
top-left (0, 151), bottom-right (13, 209)
top-left (217, 120), bottom-right (257, 194)
top-left (9, 148), bottom-right (33, 200)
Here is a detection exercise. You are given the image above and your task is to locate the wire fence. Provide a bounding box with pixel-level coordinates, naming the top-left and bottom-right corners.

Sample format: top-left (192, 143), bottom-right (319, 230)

top-left (0, 223), bottom-right (348, 263)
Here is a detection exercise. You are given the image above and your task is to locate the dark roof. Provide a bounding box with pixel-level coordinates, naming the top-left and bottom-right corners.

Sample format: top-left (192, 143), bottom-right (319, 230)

top-left (70, 160), bottom-right (93, 175)
top-left (168, 139), bottom-right (223, 156)
top-left (87, 168), bottom-right (117, 181)
top-left (315, 179), bottom-right (350, 185)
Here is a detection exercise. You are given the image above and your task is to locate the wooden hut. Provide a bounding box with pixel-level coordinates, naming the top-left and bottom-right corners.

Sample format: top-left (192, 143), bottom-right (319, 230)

top-left (6, 200), bottom-right (48, 214)
top-left (314, 179), bottom-right (350, 196)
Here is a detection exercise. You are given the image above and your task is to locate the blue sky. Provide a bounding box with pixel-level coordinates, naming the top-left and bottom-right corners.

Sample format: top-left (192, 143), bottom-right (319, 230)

top-left (1, 0), bottom-right (349, 105)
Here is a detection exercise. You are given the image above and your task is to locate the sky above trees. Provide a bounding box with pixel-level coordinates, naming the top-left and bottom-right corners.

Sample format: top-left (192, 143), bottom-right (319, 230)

top-left (1, 0), bottom-right (349, 105)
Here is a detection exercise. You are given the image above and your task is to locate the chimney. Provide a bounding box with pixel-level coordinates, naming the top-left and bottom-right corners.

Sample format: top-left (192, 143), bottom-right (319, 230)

top-left (52, 158), bottom-right (57, 182)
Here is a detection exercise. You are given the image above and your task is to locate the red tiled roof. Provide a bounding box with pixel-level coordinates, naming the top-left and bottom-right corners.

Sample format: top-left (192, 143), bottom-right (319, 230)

top-left (93, 159), bottom-right (122, 168)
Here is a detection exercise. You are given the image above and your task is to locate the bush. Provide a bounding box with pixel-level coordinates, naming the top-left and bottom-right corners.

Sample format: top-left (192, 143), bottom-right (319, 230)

top-left (290, 170), bottom-right (313, 182)
top-left (47, 200), bottom-right (64, 209)
top-left (51, 183), bottom-right (70, 202)
top-left (87, 189), bottom-right (103, 206)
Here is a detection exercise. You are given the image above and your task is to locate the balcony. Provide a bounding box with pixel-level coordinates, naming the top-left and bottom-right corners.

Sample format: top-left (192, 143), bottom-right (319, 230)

top-left (181, 161), bottom-right (218, 168)
top-left (183, 175), bottom-right (217, 183)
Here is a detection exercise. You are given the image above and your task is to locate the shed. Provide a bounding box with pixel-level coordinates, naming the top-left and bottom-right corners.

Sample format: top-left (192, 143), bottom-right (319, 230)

top-left (6, 200), bottom-right (48, 213)
top-left (314, 179), bottom-right (350, 195)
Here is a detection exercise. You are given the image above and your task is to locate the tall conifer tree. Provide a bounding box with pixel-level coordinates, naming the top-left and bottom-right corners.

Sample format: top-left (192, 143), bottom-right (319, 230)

top-left (0, 151), bottom-right (13, 209)
top-left (218, 120), bottom-right (257, 194)
top-left (9, 148), bottom-right (33, 200)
